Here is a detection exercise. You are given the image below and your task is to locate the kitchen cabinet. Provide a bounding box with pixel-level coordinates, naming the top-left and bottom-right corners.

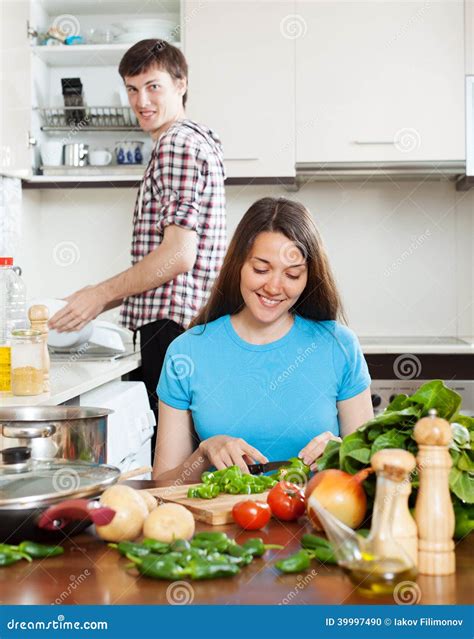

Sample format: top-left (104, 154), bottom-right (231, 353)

top-left (182, 0), bottom-right (296, 179)
top-left (295, 0), bottom-right (466, 165)
top-left (467, 0), bottom-right (474, 74)
top-left (0, 0), bottom-right (32, 178)
top-left (0, 0), bottom-right (180, 182)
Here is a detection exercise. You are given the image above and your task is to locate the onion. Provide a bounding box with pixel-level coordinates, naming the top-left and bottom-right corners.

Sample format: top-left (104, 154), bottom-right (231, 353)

top-left (305, 468), bottom-right (372, 530)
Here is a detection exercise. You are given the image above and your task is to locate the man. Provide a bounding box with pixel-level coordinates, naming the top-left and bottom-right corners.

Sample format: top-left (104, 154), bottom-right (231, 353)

top-left (49, 40), bottom-right (227, 441)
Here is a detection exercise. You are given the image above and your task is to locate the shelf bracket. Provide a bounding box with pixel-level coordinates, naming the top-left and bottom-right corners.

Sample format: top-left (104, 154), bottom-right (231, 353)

top-left (27, 21), bottom-right (38, 39)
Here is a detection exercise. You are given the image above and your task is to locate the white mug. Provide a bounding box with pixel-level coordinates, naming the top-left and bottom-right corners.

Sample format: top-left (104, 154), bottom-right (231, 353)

top-left (41, 141), bottom-right (63, 166)
top-left (89, 149), bottom-right (113, 166)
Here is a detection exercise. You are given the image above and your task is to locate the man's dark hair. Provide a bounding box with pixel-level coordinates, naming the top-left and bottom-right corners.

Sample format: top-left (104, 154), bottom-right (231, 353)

top-left (119, 39), bottom-right (188, 107)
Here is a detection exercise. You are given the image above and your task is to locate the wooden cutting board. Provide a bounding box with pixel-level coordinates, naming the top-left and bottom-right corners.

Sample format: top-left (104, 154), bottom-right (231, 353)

top-left (144, 483), bottom-right (270, 525)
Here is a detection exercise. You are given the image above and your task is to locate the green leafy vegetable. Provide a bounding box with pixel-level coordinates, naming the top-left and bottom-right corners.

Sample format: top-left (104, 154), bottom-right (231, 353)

top-left (317, 380), bottom-right (474, 537)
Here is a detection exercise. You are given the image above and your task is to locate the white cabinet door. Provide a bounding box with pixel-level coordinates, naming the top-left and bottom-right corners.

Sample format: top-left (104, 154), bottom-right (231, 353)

top-left (467, 0), bottom-right (474, 75)
top-left (0, 0), bottom-right (32, 177)
top-left (296, 0), bottom-right (465, 164)
top-left (183, 0), bottom-right (295, 178)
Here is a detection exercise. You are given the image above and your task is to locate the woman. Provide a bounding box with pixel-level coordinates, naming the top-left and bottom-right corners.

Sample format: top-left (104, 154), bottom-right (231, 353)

top-left (153, 197), bottom-right (373, 481)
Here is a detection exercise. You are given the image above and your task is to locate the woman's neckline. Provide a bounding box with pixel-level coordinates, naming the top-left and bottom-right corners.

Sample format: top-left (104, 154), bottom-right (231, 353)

top-left (225, 314), bottom-right (300, 351)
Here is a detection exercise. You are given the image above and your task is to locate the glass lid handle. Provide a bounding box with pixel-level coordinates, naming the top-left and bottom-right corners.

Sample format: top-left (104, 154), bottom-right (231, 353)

top-left (2, 424), bottom-right (56, 439)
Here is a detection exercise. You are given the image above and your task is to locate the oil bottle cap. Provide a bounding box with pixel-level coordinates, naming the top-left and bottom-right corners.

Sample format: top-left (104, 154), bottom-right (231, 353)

top-left (0, 257), bottom-right (13, 266)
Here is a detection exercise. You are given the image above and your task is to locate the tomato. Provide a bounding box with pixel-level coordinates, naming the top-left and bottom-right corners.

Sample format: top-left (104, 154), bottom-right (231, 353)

top-left (267, 481), bottom-right (305, 521)
top-left (232, 500), bottom-right (271, 530)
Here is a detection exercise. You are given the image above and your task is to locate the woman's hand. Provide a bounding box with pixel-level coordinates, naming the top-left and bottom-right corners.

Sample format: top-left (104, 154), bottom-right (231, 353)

top-left (298, 431), bottom-right (342, 471)
top-left (199, 436), bottom-right (268, 474)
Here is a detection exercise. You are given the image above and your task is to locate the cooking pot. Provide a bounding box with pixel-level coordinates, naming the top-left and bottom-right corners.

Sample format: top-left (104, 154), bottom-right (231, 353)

top-left (0, 448), bottom-right (119, 543)
top-left (0, 406), bottom-right (112, 463)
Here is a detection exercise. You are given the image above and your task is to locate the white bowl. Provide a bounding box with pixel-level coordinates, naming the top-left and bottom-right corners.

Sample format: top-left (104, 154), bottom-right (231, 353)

top-left (115, 30), bottom-right (174, 43)
top-left (120, 18), bottom-right (175, 32)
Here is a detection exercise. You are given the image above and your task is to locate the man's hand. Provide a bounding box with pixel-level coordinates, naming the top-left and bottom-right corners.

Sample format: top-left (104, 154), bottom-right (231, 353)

top-left (48, 285), bottom-right (110, 332)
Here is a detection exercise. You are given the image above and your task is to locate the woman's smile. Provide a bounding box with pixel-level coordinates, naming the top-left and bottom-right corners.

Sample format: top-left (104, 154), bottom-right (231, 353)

top-left (256, 292), bottom-right (286, 308)
top-left (238, 231), bottom-right (308, 327)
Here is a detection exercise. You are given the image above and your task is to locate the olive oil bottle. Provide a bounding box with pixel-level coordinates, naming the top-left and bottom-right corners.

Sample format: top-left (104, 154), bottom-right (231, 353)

top-left (341, 557), bottom-right (418, 597)
top-left (342, 449), bottom-right (418, 597)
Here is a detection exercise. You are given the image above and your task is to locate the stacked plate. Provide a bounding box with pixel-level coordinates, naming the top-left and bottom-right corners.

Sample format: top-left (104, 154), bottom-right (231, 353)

top-left (114, 18), bottom-right (178, 44)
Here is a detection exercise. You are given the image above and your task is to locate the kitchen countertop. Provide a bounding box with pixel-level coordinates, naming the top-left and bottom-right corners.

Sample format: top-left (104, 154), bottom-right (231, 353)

top-left (0, 354), bottom-right (141, 408)
top-left (1, 480), bottom-right (472, 606)
top-left (359, 337), bottom-right (474, 355)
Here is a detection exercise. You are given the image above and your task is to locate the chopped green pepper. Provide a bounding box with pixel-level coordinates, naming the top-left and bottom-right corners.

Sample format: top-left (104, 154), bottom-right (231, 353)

top-left (187, 464), bottom-right (282, 500)
top-left (300, 534), bottom-right (333, 551)
top-left (190, 532), bottom-right (231, 552)
top-left (309, 546), bottom-right (337, 564)
top-left (192, 532), bottom-right (229, 544)
top-left (141, 539), bottom-right (171, 554)
top-left (241, 538), bottom-right (283, 557)
top-left (16, 541), bottom-right (64, 559)
top-left (169, 539), bottom-right (191, 553)
top-left (184, 558), bottom-right (240, 580)
top-left (300, 534), bottom-right (337, 563)
top-left (275, 549), bottom-right (311, 574)
top-left (0, 544), bottom-right (32, 562)
top-left (187, 484), bottom-right (220, 499)
top-left (128, 554), bottom-right (185, 580)
top-left (0, 551), bottom-right (25, 567)
top-left (109, 541), bottom-right (151, 558)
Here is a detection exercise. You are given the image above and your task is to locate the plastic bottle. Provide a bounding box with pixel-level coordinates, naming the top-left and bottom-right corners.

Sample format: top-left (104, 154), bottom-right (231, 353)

top-left (0, 257), bottom-right (27, 392)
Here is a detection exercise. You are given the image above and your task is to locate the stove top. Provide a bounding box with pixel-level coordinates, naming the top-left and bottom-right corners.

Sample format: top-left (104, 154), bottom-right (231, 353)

top-left (360, 336), bottom-right (471, 346)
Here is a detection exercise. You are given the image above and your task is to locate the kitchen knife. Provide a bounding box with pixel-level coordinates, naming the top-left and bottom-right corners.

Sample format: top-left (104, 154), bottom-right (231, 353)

top-left (247, 460), bottom-right (291, 475)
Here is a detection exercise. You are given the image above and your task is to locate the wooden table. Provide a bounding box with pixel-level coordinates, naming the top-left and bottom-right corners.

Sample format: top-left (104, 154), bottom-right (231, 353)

top-left (0, 481), bottom-right (472, 606)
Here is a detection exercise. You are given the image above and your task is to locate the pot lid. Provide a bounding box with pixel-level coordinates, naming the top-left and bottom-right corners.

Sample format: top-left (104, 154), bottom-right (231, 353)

top-left (0, 459), bottom-right (120, 509)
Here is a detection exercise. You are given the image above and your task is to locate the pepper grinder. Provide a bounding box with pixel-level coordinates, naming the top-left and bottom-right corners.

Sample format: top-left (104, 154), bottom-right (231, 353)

top-left (371, 448), bottom-right (418, 566)
top-left (28, 305), bottom-right (50, 393)
top-left (414, 409), bottom-right (455, 575)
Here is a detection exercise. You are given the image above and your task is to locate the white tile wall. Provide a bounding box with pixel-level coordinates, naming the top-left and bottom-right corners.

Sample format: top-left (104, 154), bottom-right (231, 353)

top-left (16, 180), bottom-right (474, 338)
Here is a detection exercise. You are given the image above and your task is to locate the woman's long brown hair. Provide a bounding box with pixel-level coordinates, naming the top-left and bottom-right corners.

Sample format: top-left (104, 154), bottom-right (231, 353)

top-left (190, 197), bottom-right (345, 328)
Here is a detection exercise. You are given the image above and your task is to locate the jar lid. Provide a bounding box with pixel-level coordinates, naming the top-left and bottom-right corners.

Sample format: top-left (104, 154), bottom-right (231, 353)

top-left (0, 257), bottom-right (13, 266)
top-left (11, 329), bottom-right (42, 339)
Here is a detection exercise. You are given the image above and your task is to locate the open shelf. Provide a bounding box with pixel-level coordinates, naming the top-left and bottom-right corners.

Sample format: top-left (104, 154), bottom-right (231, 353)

top-left (31, 42), bottom-right (181, 67)
top-left (36, 106), bottom-right (140, 131)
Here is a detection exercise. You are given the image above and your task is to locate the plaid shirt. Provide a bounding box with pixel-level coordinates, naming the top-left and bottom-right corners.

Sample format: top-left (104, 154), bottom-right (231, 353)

top-left (120, 120), bottom-right (227, 332)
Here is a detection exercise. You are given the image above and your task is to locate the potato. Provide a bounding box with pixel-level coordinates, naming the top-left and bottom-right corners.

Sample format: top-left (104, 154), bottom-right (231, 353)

top-left (96, 485), bottom-right (148, 542)
top-left (140, 490), bottom-right (158, 512)
top-left (143, 503), bottom-right (195, 543)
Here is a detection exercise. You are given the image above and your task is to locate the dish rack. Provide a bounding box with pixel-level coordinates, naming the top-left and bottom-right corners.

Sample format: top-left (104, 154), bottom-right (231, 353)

top-left (36, 106), bottom-right (140, 131)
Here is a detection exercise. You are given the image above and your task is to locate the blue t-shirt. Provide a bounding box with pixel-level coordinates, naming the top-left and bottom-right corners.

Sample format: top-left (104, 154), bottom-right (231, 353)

top-left (157, 314), bottom-right (371, 461)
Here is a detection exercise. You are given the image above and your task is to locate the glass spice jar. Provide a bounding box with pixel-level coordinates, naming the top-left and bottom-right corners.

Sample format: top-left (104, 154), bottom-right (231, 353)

top-left (11, 329), bottom-right (44, 396)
